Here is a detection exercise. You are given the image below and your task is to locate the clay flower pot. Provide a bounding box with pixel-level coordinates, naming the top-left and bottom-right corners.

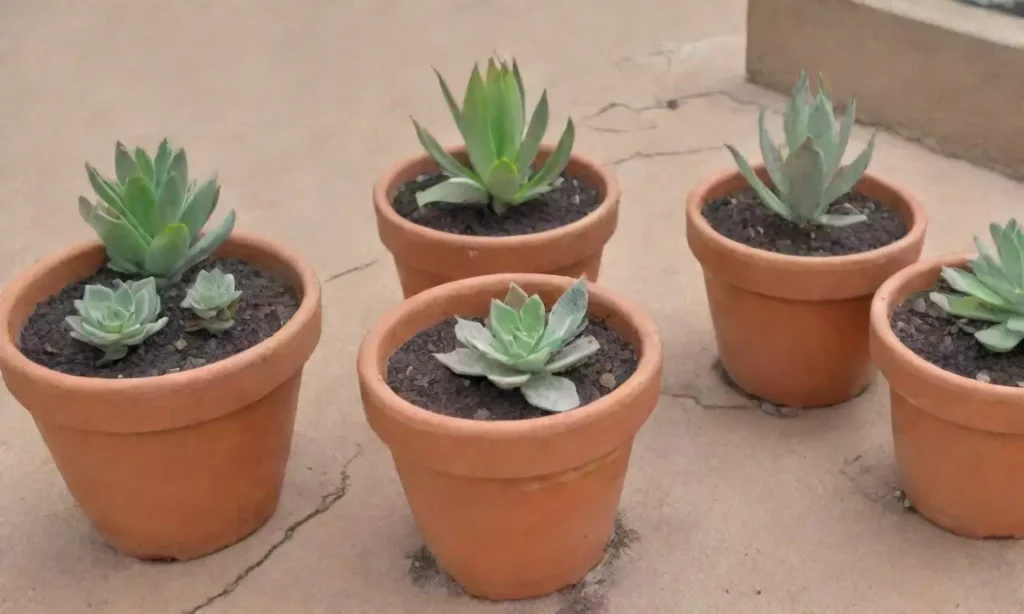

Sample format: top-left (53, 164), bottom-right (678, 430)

top-left (0, 232), bottom-right (322, 560)
top-left (357, 273), bottom-right (662, 600)
top-left (373, 146), bottom-right (621, 298)
top-left (871, 255), bottom-right (1024, 538)
top-left (686, 166), bottom-right (927, 408)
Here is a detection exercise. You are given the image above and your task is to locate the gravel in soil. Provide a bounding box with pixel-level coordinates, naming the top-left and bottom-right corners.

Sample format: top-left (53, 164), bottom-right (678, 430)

top-left (385, 316), bottom-right (638, 421)
top-left (19, 258), bottom-right (299, 379)
top-left (392, 172), bottom-right (601, 237)
top-left (891, 280), bottom-right (1024, 386)
top-left (702, 187), bottom-right (907, 257)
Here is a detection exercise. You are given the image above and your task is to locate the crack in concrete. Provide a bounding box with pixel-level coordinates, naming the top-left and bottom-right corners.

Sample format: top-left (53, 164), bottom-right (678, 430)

top-left (610, 146), bottom-right (721, 167)
top-left (325, 259), bottom-right (379, 284)
top-left (659, 390), bottom-right (754, 410)
top-left (183, 446), bottom-right (363, 614)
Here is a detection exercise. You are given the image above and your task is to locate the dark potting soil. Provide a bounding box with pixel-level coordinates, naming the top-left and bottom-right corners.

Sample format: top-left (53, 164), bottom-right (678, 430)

top-left (19, 258), bottom-right (298, 379)
top-left (392, 172), bottom-right (601, 237)
top-left (702, 187), bottom-right (907, 257)
top-left (891, 280), bottom-right (1024, 387)
top-left (385, 317), bottom-right (638, 421)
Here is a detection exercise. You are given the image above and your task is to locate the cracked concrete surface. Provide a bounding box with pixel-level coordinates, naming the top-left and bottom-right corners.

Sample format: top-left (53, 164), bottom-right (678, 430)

top-left (3, 0), bottom-right (1024, 612)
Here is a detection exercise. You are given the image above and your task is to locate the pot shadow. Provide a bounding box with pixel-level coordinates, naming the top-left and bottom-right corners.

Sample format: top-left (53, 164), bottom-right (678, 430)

top-left (406, 514), bottom-right (639, 612)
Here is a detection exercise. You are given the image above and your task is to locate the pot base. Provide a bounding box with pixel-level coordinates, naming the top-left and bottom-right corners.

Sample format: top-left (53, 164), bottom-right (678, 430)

top-left (706, 276), bottom-right (876, 408)
top-left (36, 373), bottom-right (302, 560)
top-left (396, 444), bottom-right (630, 600)
top-left (892, 389), bottom-right (1024, 539)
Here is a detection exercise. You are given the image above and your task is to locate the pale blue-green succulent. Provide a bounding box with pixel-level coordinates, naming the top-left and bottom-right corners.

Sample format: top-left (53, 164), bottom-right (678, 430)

top-left (726, 71), bottom-right (876, 227)
top-left (434, 278), bottom-right (600, 412)
top-left (65, 277), bottom-right (168, 364)
top-left (78, 139), bottom-right (236, 285)
top-left (181, 268), bottom-right (243, 334)
top-left (931, 219), bottom-right (1024, 352)
top-left (413, 57), bottom-right (575, 214)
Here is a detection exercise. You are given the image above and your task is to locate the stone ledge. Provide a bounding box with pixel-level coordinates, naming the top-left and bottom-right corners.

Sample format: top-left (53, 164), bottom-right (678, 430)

top-left (747, 0), bottom-right (1024, 178)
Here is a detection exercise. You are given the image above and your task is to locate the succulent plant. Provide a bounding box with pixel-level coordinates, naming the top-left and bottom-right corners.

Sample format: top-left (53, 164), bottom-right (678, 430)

top-left (412, 57), bottom-right (575, 214)
top-left (434, 278), bottom-right (600, 412)
top-left (65, 277), bottom-right (169, 364)
top-left (181, 268), bottom-right (243, 335)
top-left (931, 219), bottom-right (1024, 352)
top-left (725, 71), bottom-right (877, 227)
top-left (78, 139), bottom-right (236, 285)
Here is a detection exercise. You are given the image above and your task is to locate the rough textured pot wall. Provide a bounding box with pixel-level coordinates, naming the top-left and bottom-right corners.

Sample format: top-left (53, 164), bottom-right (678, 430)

top-left (746, 0), bottom-right (1024, 178)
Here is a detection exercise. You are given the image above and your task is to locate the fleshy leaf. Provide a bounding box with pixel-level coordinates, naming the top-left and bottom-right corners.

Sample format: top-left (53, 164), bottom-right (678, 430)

top-left (518, 295), bottom-right (545, 341)
top-left (821, 132), bottom-right (875, 210)
top-left (941, 267), bottom-right (1010, 308)
top-left (817, 213), bottom-right (868, 227)
top-left (144, 223), bottom-right (190, 277)
top-left (758, 109), bottom-right (788, 195)
top-left (516, 119), bottom-right (574, 202)
top-left (520, 374), bottom-right (580, 412)
top-left (975, 323), bottom-right (1024, 353)
top-left (544, 335), bottom-right (600, 373)
top-left (930, 292), bottom-right (1014, 323)
top-left (540, 277), bottom-right (588, 350)
top-left (433, 348), bottom-right (492, 376)
top-left (517, 90), bottom-right (548, 172)
top-left (485, 158), bottom-right (522, 203)
top-left (412, 120), bottom-right (480, 182)
top-left (780, 138), bottom-right (826, 222)
top-left (415, 177), bottom-right (489, 207)
top-left (503, 283), bottom-right (529, 310)
top-left (114, 142), bottom-right (140, 185)
top-left (725, 145), bottom-right (794, 222)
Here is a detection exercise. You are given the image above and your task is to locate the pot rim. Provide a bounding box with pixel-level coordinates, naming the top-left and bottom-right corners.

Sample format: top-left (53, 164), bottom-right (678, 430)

top-left (372, 145), bottom-right (621, 250)
top-left (0, 231), bottom-right (322, 432)
top-left (357, 272), bottom-right (662, 441)
top-left (686, 166), bottom-right (928, 270)
top-left (870, 253), bottom-right (1024, 402)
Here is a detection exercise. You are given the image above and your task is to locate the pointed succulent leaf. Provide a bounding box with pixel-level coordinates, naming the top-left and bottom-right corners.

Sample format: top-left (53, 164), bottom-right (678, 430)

top-left (757, 109), bottom-right (788, 195)
top-left (114, 142), bottom-right (140, 185)
top-left (121, 175), bottom-right (158, 236)
top-left (930, 292), bottom-right (1014, 323)
top-left (940, 267), bottom-right (1010, 308)
top-left (516, 119), bottom-right (574, 203)
top-left (544, 335), bottom-right (601, 373)
top-left (134, 147), bottom-right (155, 183)
top-left (178, 209), bottom-right (236, 275)
top-left (1007, 315), bottom-right (1024, 333)
top-left (816, 213), bottom-right (868, 227)
top-left (821, 132), bottom-right (875, 210)
top-left (780, 138), bottom-right (827, 222)
top-left (153, 139), bottom-right (173, 188)
top-left (833, 98), bottom-right (856, 170)
top-left (78, 197), bottom-right (150, 268)
top-left (520, 374), bottom-right (580, 412)
top-left (433, 348), bottom-right (491, 376)
top-left (725, 145), bottom-right (795, 222)
top-left (489, 298), bottom-right (521, 338)
top-left (975, 323), bottom-right (1024, 353)
top-left (461, 65), bottom-right (498, 175)
top-left (167, 148), bottom-right (189, 188)
top-left (453, 317), bottom-right (509, 364)
top-left (503, 282), bottom-right (529, 310)
top-left (155, 169), bottom-right (184, 229)
top-left (517, 90), bottom-right (549, 172)
top-left (518, 295), bottom-right (546, 342)
top-left (178, 178), bottom-right (220, 241)
top-left (995, 221), bottom-right (1024, 288)
top-left (483, 362), bottom-right (532, 389)
top-left (807, 93), bottom-right (838, 172)
top-left (415, 177), bottom-right (489, 208)
top-left (144, 223), bottom-right (190, 277)
top-left (434, 69), bottom-right (464, 133)
top-left (485, 158), bottom-right (521, 203)
top-left (412, 120), bottom-right (480, 182)
top-left (539, 277), bottom-right (588, 350)
top-left (783, 71), bottom-right (811, 153)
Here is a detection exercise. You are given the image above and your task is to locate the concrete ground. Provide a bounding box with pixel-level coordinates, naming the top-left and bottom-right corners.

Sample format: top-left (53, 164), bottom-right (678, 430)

top-left (2, 1), bottom-right (1023, 612)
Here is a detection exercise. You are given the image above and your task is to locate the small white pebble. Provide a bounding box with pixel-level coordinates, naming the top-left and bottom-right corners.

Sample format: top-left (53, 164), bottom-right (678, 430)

top-left (473, 408), bottom-right (491, 420)
top-left (599, 373), bottom-right (616, 389)
top-left (975, 371), bottom-right (992, 383)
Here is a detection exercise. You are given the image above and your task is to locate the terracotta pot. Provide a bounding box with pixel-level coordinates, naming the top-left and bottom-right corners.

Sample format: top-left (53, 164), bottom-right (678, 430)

top-left (0, 232), bottom-right (322, 559)
top-left (871, 255), bottom-right (1024, 538)
top-left (373, 146), bottom-right (620, 298)
top-left (685, 166), bottom-right (927, 408)
top-left (357, 273), bottom-right (662, 600)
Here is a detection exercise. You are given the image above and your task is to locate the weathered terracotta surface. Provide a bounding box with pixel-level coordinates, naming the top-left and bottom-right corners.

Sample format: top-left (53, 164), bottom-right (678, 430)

top-left (373, 146), bottom-right (620, 297)
top-left (871, 255), bottom-right (1024, 538)
top-left (686, 166), bottom-right (927, 407)
top-left (0, 232), bottom-right (323, 559)
top-left (357, 273), bottom-right (662, 600)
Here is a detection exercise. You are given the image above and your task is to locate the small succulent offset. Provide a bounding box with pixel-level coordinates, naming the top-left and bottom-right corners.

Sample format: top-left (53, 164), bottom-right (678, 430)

top-left (412, 57), bottom-right (575, 214)
top-left (931, 219), bottom-right (1024, 352)
top-left (78, 139), bottom-right (236, 285)
top-left (726, 71), bottom-right (877, 227)
top-left (65, 277), bottom-right (169, 364)
top-left (433, 278), bottom-right (600, 413)
top-left (180, 268), bottom-right (243, 335)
